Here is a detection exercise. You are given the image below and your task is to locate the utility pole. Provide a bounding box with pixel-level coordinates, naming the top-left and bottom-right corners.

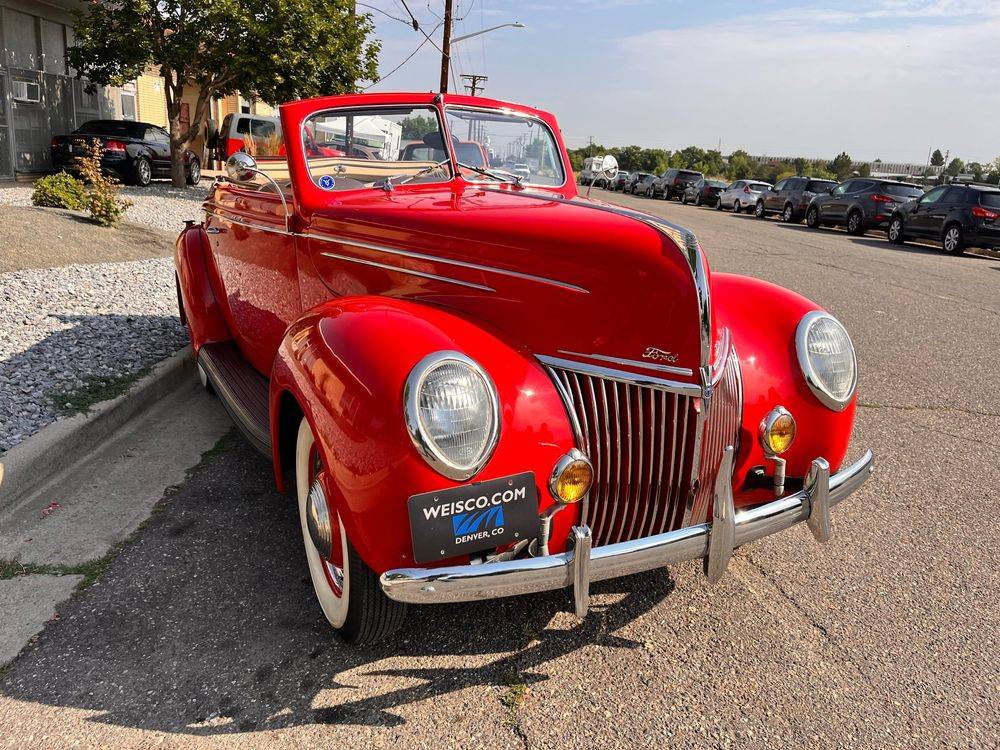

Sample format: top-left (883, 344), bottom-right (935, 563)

top-left (461, 74), bottom-right (488, 96)
top-left (439, 0), bottom-right (453, 94)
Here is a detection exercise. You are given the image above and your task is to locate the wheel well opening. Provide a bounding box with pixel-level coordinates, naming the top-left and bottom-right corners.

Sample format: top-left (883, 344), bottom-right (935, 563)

top-left (277, 390), bottom-right (304, 479)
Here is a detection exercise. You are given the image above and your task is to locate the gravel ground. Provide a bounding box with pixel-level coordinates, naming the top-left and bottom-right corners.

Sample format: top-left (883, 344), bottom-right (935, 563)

top-left (0, 258), bottom-right (188, 452)
top-left (0, 181), bottom-right (209, 235)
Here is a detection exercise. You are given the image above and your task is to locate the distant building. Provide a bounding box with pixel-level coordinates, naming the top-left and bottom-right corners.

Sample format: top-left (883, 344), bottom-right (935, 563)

top-left (748, 153), bottom-right (943, 178)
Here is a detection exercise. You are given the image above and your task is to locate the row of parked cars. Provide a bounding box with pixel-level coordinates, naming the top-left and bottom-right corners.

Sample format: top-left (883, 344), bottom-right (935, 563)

top-left (590, 168), bottom-right (1000, 256)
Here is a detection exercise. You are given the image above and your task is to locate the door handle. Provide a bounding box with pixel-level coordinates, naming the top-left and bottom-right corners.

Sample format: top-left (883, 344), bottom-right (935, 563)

top-left (205, 226), bottom-right (226, 234)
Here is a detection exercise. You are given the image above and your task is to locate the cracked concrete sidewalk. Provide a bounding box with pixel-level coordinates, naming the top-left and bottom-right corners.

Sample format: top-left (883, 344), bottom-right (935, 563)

top-left (0, 379), bottom-right (229, 665)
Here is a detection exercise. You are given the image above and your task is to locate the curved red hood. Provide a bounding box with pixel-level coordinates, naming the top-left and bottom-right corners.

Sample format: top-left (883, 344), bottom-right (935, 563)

top-left (303, 184), bottom-right (712, 387)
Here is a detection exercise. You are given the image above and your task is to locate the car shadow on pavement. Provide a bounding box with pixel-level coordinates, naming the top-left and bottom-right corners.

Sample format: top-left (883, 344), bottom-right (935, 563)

top-left (0, 439), bottom-right (675, 735)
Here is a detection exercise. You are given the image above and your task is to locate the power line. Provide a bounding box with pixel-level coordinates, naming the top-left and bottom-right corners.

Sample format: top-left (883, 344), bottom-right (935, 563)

top-left (366, 24), bottom-right (441, 90)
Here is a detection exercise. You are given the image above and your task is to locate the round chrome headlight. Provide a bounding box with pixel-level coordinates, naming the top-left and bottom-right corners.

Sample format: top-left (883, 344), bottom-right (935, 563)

top-left (404, 351), bottom-right (500, 480)
top-left (795, 311), bottom-right (857, 411)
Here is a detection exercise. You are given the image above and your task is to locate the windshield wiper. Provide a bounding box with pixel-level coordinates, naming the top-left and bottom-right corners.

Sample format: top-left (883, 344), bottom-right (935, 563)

top-left (377, 159), bottom-right (452, 192)
top-left (457, 162), bottom-right (524, 187)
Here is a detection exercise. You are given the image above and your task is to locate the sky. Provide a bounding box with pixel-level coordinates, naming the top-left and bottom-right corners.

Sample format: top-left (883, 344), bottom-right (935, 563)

top-left (363, 0), bottom-right (1000, 165)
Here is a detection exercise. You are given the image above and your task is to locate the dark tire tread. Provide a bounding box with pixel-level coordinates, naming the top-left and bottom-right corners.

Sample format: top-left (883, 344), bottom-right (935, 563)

top-left (339, 541), bottom-right (407, 645)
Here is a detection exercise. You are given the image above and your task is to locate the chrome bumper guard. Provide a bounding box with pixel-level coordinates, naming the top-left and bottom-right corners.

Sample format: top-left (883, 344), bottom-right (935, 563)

top-left (380, 448), bottom-right (874, 616)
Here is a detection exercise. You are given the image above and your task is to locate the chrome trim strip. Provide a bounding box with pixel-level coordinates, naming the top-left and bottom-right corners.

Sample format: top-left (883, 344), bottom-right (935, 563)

top-left (570, 526), bottom-right (592, 617)
top-left (545, 367), bottom-right (584, 448)
top-left (537, 355), bottom-right (701, 397)
top-left (308, 234), bottom-right (588, 294)
top-left (557, 349), bottom-right (693, 376)
top-left (380, 449), bottom-right (874, 605)
top-left (205, 208), bottom-right (289, 236)
top-left (320, 251), bottom-right (495, 292)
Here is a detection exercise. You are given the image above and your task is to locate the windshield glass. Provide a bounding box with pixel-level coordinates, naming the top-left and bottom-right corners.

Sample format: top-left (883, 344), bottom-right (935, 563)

top-left (979, 192), bottom-right (1000, 209)
top-left (445, 106), bottom-right (565, 186)
top-left (883, 183), bottom-right (923, 199)
top-left (747, 183), bottom-right (770, 191)
top-left (303, 106), bottom-right (452, 190)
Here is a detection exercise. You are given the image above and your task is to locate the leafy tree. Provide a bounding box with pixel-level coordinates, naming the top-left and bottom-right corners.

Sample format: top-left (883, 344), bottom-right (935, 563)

top-left (69, 0), bottom-right (379, 187)
top-left (967, 162), bottom-right (985, 181)
top-left (930, 149), bottom-right (945, 167)
top-left (726, 151), bottom-right (754, 180)
top-left (829, 151), bottom-right (853, 180)
top-left (946, 157), bottom-right (965, 177)
top-left (793, 157), bottom-right (807, 176)
top-left (698, 149), bottom-right (725, 177)
top-left (857, 163), bottom-right (871, 177)
top-left (400, 115), bottom-right (438, 141)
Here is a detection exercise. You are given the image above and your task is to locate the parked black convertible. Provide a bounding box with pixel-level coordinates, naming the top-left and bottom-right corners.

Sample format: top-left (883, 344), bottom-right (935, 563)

top-left (51, 120), bottom-right (201, 187)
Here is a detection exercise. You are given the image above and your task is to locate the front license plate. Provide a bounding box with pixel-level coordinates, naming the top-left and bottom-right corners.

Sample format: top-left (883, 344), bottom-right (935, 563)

top-left (407, 472), bottom-right (538, 564)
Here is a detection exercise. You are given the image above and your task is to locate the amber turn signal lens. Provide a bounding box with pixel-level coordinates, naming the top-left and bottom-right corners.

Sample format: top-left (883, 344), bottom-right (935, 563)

top-left (549, 450), bottom-right (594, 504)
top-left (759, 406), bottom-right (796, 456)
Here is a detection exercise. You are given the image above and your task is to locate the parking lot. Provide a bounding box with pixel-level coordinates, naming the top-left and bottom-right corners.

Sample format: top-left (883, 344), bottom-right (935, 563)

top-left (1, 192), bottom-right (998, 749)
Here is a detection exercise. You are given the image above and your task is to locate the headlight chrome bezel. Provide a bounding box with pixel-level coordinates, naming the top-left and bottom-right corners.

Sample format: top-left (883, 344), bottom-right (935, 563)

top-left (404, 350), bottom-right (500, 481)
top-left (795, 311), bottom-right (858, 412)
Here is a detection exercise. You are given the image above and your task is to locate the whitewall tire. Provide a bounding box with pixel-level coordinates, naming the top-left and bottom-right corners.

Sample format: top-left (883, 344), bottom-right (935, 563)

top-left (295, 417), bottom-right (407, 643)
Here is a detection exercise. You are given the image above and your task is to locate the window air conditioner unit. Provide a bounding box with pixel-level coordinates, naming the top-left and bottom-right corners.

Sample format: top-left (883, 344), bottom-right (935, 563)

top-left (12, 80), bottom-right (41, 103)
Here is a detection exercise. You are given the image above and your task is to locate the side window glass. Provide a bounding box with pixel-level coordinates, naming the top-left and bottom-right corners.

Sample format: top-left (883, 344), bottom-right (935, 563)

top-left (942, 187), bottom-right (965, 203)
top-left (773, 180), bottom-right (787, 191)
top-left (832, 182), bottom-right (849, 195)
top-left (921, 186), bottom-right (947, 204)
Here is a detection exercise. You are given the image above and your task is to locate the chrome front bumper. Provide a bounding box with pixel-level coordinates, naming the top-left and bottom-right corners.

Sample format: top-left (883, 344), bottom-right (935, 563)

top-left (380, 448), bottom-right (874, 616)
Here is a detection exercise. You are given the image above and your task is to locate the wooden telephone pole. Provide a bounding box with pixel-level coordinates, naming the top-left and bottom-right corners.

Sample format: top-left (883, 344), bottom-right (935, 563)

top-left (461, 74), bottom-right (488, 96)
top-left (439, 0), bottom-right (453, 93)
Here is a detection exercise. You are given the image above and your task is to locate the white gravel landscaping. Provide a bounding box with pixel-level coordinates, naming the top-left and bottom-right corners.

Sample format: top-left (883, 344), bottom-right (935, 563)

top-left (0, 258), bottom-right (188, 452)
top-left (0, 181), bottom-right (209, 235)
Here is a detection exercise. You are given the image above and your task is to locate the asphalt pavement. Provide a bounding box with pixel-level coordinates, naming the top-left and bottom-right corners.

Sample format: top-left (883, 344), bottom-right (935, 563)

top-left (1, 191), bottom-right (997, 749)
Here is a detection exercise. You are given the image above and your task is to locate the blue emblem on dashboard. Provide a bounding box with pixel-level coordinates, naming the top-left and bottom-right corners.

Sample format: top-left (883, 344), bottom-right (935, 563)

top-left (452, 506), bottom-right (504, 537)
top-left (318, 174), bottom-right (335, 190)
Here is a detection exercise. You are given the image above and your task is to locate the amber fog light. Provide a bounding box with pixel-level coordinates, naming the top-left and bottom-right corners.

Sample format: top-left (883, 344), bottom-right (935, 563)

top-left (549, 449), bottom-right (594, 504)
top-left (759, 406), bottom-right (796, 456)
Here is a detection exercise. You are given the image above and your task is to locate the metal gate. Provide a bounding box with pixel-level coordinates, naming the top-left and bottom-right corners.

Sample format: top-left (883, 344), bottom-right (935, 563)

top-left (0, 73), bottom-right (13, 179)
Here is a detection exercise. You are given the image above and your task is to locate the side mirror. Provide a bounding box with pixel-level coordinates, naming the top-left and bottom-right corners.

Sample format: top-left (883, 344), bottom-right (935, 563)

top-left (597, 154), bottom-right (619, 181)
top-left (226, 151), bottom-right (258, 182)
top-left (205, 118), bottom-right (218, 144)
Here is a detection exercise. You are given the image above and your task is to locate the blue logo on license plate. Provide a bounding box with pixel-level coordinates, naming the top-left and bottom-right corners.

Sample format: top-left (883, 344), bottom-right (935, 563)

top-left (452, 505), bottom-right (504, 537)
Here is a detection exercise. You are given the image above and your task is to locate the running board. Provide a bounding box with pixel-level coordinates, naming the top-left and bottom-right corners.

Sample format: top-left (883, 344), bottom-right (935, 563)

top-left (198, 341), bottom-right (271, 457)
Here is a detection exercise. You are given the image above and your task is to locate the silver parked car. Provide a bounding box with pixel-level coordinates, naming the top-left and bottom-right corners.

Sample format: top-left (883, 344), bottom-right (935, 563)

top-left (718, 180), bottom-right (773, 213)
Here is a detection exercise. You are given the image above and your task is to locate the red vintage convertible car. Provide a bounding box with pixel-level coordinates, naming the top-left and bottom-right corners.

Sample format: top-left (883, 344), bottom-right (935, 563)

top-left (174, 92), bottom-right (873, 644)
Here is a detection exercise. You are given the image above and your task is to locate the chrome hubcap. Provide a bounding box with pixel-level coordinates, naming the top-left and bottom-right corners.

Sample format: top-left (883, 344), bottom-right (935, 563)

top-left (945, 230), bottom-right (958, 250)
top-left (306, 479), bottom-right (334, 560)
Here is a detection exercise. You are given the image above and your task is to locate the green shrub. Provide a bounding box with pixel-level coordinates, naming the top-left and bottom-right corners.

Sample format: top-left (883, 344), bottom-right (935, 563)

top-left (76, 139), bottom-right (132, 228)
top-left (32, 172), bottom-right (87, 210)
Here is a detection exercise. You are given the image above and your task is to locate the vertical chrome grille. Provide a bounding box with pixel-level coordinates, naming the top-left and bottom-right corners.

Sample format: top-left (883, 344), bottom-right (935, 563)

top-left (547, 365), bottom-right (699, 546)
top-left (689, 346), bottom-right (743, 526)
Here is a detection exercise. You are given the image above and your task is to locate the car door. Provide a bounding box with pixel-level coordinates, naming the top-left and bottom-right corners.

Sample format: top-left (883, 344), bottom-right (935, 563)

top-left (688, 178), bottom-right (703, 201)
top-left (824, 180), bottom-right (853, 221)
top-left (723, 181), bottom-right (740, 207)
top-left (926, 187), bottom-right (965, 238)
top-left (766, 179), bottom-right (787, 211)
top-left (144, 126), bottom-right (172, 175)
top-left (907, 186), bottom-right (948, 237)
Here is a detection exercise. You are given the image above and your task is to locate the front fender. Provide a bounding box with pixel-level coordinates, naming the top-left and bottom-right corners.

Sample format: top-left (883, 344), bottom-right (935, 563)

top-left (173, 224), bottom-right (231, 352)
top-left (713, 273), bottom-right (857, 505)
top-left (269, 297), bottom-right (578, 574)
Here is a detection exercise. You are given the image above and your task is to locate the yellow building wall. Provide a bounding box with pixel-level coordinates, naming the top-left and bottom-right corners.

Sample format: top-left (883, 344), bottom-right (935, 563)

top-left (136, 74), bottom-right (168, 127)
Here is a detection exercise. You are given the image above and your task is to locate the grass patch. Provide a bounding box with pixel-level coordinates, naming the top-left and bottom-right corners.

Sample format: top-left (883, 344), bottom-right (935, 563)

top-left (1, 550), bottom-right (117, 589)
top-left (199, 430), bottom-right (236, 464)
top-left (500, 668), bottom-right (529, 712)
top-left (49, 368), bottom-right (150, 416)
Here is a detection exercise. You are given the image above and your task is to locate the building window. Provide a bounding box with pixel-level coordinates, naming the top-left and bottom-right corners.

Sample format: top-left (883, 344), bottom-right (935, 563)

top-left (4, 8), bottom-right (41, 70)
top-left (239, 96), bottom-right (251, 114)
top-left (121, 91), bottom-right (136, 120)
top-left (41, 20), bottom-right (67, 75)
